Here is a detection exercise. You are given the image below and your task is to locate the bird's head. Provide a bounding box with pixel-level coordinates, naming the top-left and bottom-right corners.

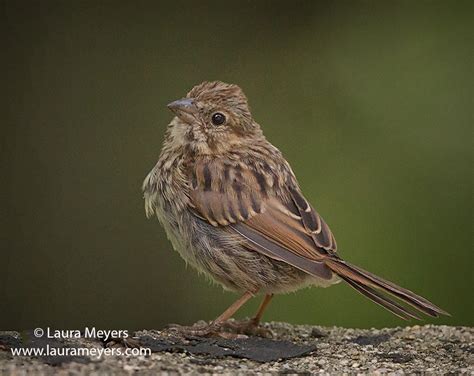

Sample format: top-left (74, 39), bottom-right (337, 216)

top-left (166, 81), bottom-right (262, 155)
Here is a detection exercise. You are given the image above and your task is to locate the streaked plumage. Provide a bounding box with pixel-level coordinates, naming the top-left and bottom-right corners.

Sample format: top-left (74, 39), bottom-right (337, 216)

top-left (143, 81), bottom-right (447, 329)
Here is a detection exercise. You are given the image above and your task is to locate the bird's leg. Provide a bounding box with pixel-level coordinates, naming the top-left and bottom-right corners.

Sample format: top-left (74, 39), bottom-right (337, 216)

top-left (166, 291), bottom-right (255, 338)
top-left (252, 293), bottom-right (274, 325)
top-left (212, 291), bottom-right (256, 326)
top-left (220, 293), bottom-right (274, 337)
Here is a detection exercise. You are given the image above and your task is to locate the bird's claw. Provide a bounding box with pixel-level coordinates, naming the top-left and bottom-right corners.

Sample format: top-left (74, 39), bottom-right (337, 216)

top-left (165, 319), bottom-right (272, 339)
top-left (220, 318), bottom-right (273, 338)
top-left (165, 322), bottom-right (224, 338)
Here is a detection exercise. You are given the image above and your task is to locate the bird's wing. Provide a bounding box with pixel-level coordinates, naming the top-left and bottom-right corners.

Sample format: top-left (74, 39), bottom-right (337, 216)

top-left (186, 159), bottom-right (448, 319)
top-left (187, 159), bottom-right (337, 280)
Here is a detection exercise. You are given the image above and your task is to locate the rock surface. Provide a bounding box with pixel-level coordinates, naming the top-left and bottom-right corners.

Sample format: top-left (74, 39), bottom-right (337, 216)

top-left (0, 323), bottom-right (472, 374)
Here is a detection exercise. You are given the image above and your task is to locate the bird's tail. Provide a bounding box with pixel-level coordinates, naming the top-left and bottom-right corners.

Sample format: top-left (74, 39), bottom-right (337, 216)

top-left (324, 258), bottom-right (449, 320)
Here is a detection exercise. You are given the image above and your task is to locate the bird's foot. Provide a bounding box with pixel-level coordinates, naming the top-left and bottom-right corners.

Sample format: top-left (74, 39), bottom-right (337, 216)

top-left (165, 321), bottom-right (242, 339)
top-left (165, 319), bottom-right (271, 339)
top-left (219, 318), bottom-right (273, 338)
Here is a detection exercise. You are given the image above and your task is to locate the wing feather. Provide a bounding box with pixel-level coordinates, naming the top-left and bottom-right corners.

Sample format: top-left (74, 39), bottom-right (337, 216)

top-left (187, 160), bottom-right (336, 280)
top-left (289, 186), bottom-right (337, 252)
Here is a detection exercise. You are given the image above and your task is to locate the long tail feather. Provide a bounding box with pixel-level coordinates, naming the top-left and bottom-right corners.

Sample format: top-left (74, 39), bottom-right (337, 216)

top-left (340, 275), bottom-right (422, 320)
top-left (325, 258), bottom-right (449, 318)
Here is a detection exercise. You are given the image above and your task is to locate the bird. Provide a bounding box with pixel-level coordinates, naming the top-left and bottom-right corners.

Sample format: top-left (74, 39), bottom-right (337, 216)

top-left (143, 81), bottom-right (448, 336)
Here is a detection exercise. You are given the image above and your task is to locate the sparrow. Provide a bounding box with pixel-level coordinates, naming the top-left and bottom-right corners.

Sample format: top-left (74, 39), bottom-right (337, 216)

top-left (143, 81), bottom-right (447, 336)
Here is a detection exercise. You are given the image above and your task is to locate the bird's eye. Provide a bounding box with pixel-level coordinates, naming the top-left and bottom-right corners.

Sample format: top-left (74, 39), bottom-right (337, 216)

top-left (211, 112), bottom-right (226, 126)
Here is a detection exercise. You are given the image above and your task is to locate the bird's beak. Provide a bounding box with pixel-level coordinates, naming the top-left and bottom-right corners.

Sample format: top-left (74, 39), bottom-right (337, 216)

top-left (167, 98), bottom-right (198, 124)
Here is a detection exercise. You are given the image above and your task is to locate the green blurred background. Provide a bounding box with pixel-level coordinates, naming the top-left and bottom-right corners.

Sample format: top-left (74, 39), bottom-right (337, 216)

top-left (2, 0), bottom-right (472, 330)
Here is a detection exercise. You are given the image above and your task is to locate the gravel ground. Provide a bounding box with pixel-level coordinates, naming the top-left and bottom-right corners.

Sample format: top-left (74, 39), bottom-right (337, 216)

top-left (1, 323), bottom-right (472, 375)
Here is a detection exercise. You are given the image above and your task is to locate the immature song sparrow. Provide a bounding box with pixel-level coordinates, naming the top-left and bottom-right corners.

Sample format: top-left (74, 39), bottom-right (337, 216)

top-left (143, 81), bottom-right (447, 336)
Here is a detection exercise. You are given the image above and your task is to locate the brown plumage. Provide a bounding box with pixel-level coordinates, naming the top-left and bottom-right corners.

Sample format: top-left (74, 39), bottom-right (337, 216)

top-left (143, 81), bottom-right (447, 334)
